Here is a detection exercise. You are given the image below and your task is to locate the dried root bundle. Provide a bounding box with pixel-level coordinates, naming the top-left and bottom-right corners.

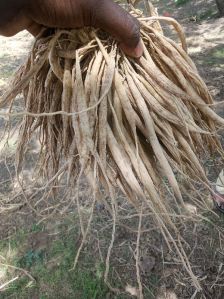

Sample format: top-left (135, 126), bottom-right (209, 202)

top-left (1, 7), bottom-right (223, 291)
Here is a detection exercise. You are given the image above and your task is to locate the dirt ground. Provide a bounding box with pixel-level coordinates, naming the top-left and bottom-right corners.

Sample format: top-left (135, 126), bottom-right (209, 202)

top-left (0, 0), bottom-right (224, 298)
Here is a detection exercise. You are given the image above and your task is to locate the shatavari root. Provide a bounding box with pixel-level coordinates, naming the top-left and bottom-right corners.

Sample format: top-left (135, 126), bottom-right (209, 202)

top-left (1, 5), bottom-right (223, 293)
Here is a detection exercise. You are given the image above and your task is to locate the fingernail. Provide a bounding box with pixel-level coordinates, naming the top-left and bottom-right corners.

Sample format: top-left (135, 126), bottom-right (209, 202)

top-left (133, 40), bottom-right (144, 58)
top-left (119, 40), bottom-right (143, 58)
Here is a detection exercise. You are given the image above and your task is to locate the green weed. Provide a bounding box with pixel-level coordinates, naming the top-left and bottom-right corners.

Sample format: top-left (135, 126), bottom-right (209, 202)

top-left (174, 0), bottom-right (191, 7)
top-left (0, 223), bottom-right (110, 299)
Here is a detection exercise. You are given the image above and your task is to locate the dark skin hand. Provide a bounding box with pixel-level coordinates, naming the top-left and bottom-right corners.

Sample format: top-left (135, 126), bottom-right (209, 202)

top-left (0, 0), bottom-right (143, 57)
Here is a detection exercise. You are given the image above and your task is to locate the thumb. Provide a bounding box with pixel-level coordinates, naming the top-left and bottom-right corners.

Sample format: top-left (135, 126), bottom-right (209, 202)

top-left (92, 0), bottom-right (143, 58)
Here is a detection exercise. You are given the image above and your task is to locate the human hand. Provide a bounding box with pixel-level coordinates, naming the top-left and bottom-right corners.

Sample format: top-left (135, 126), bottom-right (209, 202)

top-left (0, 0), bottom-right (143, 57)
